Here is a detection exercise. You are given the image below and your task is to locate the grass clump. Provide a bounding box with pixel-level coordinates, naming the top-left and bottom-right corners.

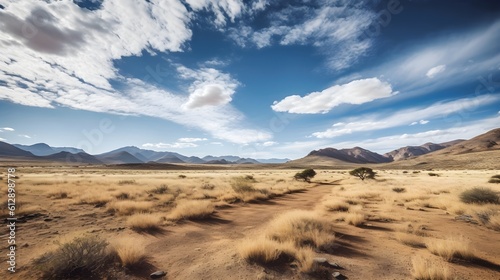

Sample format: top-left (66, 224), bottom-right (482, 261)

top-left (412, 256), bottom-right (451, 280)
top-left (459, 187), bottom-right (499, 204)
top-left (428, 173), bottom-right (440, 177)
top-left (111, 237), bottom-right (147, 268)
top-left (426, 236), bottom-right (474, 261)
top-left (150, 184), bottom-right (169, 194)
top-left (118, 180), bottom-right (136, 185)
top-left (345, 212), bottom-right (365, 226)
top-left (231, 177), bottom-right (256, 193)
top-left (127, 213), bottom-right (162, 231)
top-left (395, 232), bottom-right (425, 248)
top-left (34, 236), bottom-right (111, 279)
top-left (107, 201), bottom-right (154, 215)
top-left (322, 200), bottom-right (349, 212)
top-left (168, 200), bottom-right (214, 220)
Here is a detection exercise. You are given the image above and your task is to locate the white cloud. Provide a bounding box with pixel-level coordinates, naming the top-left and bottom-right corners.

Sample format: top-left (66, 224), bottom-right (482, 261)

top-left (178, 137), bottom-right (207, 142)
top-left (210, 141), bottom-right (223, 145)
top-left (261, 141), bottom-right (277, 147)
top-left (18, 134), bottom-right (31, 138)
top-left (312, 94), bottom-right (499, 138)
top-left (0, 1), bottom-right (271, 144)
top-left (178, 66), bottom-right (239, 109)
top-left (229, 3), bottom-right (376, 70)
top-left (272, 78), bottom-right (396, 114)
top-left (426, 65), bottom-right (446, 78)
top-left (1, 127), bottom-right (14, 131)
top-left (185, 0), bottom-right (244, 27)
top-left (142, 142), bottom-right (198, 149)
top-left (410, 120), bottom-right (429, 126)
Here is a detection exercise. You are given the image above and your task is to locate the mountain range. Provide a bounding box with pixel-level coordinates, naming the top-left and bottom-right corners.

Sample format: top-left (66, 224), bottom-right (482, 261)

top-left (1, 128), bottom-right (498, 166)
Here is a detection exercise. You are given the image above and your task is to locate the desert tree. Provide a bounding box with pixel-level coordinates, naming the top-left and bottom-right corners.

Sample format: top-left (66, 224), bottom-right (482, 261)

top-left (294, 168), bottom-right (317, 183)
top-left (349, 167), bottom-right (376, 181)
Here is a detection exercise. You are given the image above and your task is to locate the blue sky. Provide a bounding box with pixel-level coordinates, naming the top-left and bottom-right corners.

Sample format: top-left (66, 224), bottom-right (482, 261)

top-left (0, 0), bottom-right (499, 159)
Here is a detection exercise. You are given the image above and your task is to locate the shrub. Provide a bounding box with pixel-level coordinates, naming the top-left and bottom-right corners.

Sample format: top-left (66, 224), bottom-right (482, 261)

top-left (200, 182), bottom-right (215, 190)
top-left (115, 192), bottom-right (130, 200)
top-left (428, 173), bottom-right (440, 177)
top-left (231, 177), bottom-right (256, 193)
top-left (489, 175), bottom-right (500, 184)
top-left (107, 201), bottom-right (154, 215)
top-left (293, 168), bottom-right (316, 183)
top-left (459, 187), bottom-right (499, 204)
top-left (150, 185), bottom-right (169, 194)
top-left (34, 236), bottom-right (110, 279)
top-left (345, 213), bottom-right (365, 226)
top-left (322, 200), bottom-right (350, 212)
top-left (349, 167), bottom-right (375, 181)
top-left (178, 174), bottom-right (187, 179)
top-left (118, 180), bottom-right (136, 185)
top-left (392, 187), bottom-right (406, 193)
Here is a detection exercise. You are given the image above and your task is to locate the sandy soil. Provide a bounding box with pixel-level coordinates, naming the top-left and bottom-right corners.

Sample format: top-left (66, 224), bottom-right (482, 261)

top-left (0, 168), bottom-right (499, 279)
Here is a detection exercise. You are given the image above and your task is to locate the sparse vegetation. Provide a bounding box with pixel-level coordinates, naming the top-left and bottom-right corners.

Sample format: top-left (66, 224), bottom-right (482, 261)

top-left (349, 167), bottom-right (376, 181)
top-left (107, 201), bottom-right (155, 215)
top-left (426, 236), bottom-right (474, 261)
top-left (488, 175), bottom-right (500, 184)
top-left (168, 200), bottom-right (215, 220)
top-left (459, 187), bottom-right (499, 204)
top-left (412, 256), bottom-right (451, 280)
top-left (118, 179), bottom-right (136, 185)
top-left (111, 237), bottom-right (147, 268)
top-left (345, 212), bottom-right (365, 226)
top-left (428, 173), bottom-right (440, 177)
top-left (293, 168), bottom-right (316, 183)
top-left (392, 187), bottom-right (406, 193)
top-left (178, 174), bottom-right (187, 178)
top-left (127, 213), bottom-right (162, 231)
top-left (34, 236), bottom-right (111, 279)
top-left (150, 184), bottom-right (169, 194)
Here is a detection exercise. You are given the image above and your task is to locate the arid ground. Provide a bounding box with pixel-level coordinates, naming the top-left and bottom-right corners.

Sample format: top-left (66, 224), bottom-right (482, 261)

top-left (1, 166), bottom-right (499, 279)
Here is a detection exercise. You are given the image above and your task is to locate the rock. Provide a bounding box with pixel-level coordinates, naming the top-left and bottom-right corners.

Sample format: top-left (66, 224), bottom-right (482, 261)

top-left (150, 270), bottom-right (167, 279)
top-left (22, 243), bottom-right (29, 248)
top-left (332, 271), bottom-right (348, 279)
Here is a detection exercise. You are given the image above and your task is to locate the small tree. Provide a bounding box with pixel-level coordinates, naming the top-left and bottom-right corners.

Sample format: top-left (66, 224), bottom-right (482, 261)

top-left (349, 167), bottom-right (376, 181)
top-left (294, 168), bottom-right (317, 183)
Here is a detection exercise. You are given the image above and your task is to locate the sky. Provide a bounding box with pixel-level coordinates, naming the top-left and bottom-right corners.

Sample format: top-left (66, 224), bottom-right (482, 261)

top-left (0, 0), bottom-right (499, 159)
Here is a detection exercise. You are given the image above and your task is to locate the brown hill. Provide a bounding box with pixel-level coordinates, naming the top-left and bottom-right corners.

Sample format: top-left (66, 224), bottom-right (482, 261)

top-left (430, 128), bottom-right (500, 155)
top-left (384, 140), bottom-right (465, 161)
top-left (290, 146), bottom-right (391, 166)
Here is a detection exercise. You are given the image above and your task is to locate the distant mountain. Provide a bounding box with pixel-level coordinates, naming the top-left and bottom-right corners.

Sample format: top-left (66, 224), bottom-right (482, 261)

top-left (203, 155), bottom-right (242, 162)
top-left (100, 146), bottom-right (205, 164)
top-left (306, 147), bottom-right (391, 164)
top-left (96, 151), bottom-right (143, 164)
top-left (0, 142), bottom-right (36, 157)
top-left (235, 158), bottom-right (260, 164)
top-left (429, 128), bottom-right (500, 155)
top-left (205, 159), bottom-right (233, 164)
top-left (42, 152), bottom-right (102, 164)
top-left (256, 158), bottom-right (290, 164)
top-left (13, 143), bottom-right (85, 156)
top-left (155, 155), bottom-right (185, 163)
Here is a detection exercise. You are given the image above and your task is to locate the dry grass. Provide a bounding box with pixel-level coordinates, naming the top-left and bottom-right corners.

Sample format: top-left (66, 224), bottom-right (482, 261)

top-left (111, 237), bottom-right (147, 268)
top-left (265, 210), bottom-right (334, 248)
top-left (345, 212), bottom-right (365, 226)
top-left (107, 201), bottom-right (155, 215)
top-left (426, 236), bottom-right (474, 261)
top-left (395, 232), bottom-right (426, 248)
top-left (322, 199), bottom-right (350, 212)
top-left (126, 213), bottom-right (163, 231)
top-left (78, 193), bottom-right (112, 205)
top-left (412, 256), bottom-right (451, 280)
top-left (168, 200), bottom-right (215, 220)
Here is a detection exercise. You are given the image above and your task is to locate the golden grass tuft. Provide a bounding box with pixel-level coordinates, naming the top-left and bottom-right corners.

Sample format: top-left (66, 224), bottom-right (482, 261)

top-left (107, 200), bottom-right (154, 215)
top-left (111, 237), bottom-right (146, 268)
top-left (322, 199), bottom-right (350, 212)
top-left (344, 212), bottom-right (365, 226)
top-left (126, 213), bottom-right (163, 231)
top-left (426, 236), bottom-right (474, 261)
top-left (168, 200), bottom-right (215, 220)
top-left (412, 256), bottom-right (451, 280)
top-left (78, 193), bottom-right (111, 205)
top-left (265, 210), bottom-right (334, 248)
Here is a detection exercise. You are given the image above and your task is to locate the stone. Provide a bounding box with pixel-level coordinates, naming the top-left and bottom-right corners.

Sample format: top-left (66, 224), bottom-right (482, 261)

top-left (332, 271), bottom-right (348, 279)
top-left (150, 271), bottom-right (167, 279)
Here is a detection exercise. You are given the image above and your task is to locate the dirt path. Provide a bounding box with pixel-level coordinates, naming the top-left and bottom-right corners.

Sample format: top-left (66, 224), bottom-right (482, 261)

top-left (143, 184), bottom-right (335, 280)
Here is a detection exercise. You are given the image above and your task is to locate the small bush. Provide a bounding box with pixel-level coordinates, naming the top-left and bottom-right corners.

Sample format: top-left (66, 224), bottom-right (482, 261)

top-left (115, 192), bottom-right (130, 200)
top-left (293, 168), bottom-right (316, 183)
top-left (345, 213), bottom-right (365, 226)
top-left (349, 167), bottom-right (375, 181)
top-left (34, 236), bottom-right (110, 279)
top-left (231, 177), bottom-right (256, 193)
top-left (150, 185), bottom-right (169, 194)
top-left (200, 182), bottom-right (215, 190)
top-left (413, 171), bottom-right (421, 174)
top-left (426, 236), bottom-right (474, 261)
top-left (323, 200), bottom-right (350, 212)
top-left (489, 175), bottom-right (500, 184)
top-left (402, 171), bottom-right (408, 174)
top-left (459, 187), bottom-right (499, 204)
top-left (392, 187), bottom-right (406, 193)
top-left (178, 174), bottom-right (187, 179)
top-left (428, 173), bottom-right (440, 177)
top-left (244, 175), bottom-right (256, 181)
top-left (118, 180), bottom-right (136, 185)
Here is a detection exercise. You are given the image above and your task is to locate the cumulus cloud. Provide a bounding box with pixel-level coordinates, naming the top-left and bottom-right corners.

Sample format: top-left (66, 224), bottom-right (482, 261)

top-left (261, 141), bottom-right (277, 147)
top-left (0, 1), bottom-right (271, 144)
top-left (426, 65), bottom-right (446, 78)
top-left (178, 137), bottom-right (208, 142)
top-left (185, 0), bottom-right (244, 27)
top-left (312, 94), bottom-right (499, 138)
top-left (271, 78), bottom-right (396, 114)
top-left (1, 127), bottom-right (15, 131)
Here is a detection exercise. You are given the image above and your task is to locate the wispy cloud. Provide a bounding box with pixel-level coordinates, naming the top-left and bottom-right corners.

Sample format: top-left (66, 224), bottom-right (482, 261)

top-left (1, 127), bottom-right (15, 131)
top-left (18, 134), bottom-right (31, 139)
top-left (272, 78), bottom-right (396, 114)
top-left (178, 137), bottom-right (208, 143)
top-left (410, 120), bottom-right (429, 126)
top-left (142, 142), bottom-right (197, 149)
top-left (312, 94), bottom-right (499, 138)
top-left (426, 65), bottom-right (446, 78)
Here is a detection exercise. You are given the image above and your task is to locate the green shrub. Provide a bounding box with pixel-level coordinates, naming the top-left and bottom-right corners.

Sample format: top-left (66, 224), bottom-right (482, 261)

top-left (293, 169), bottom-right (316, 183)
top-left (349, 167), bottom-right (376, 181)
top-left (460, 187), bottom-right (499, 204)
top-left (34, 236), bottom-right (111, 279)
